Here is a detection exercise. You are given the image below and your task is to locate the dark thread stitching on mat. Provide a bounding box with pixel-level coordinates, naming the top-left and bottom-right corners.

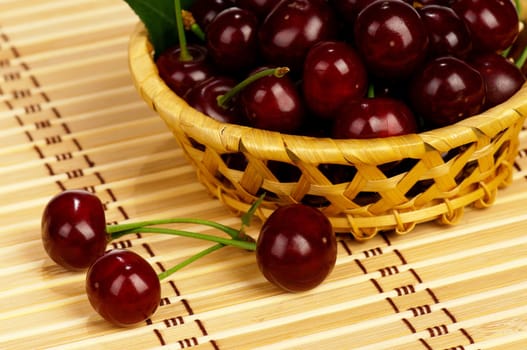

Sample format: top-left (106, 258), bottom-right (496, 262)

top-left (195, 319), bottom-right (208, 335)
top-left (442, 308), bottom-right (457, 323)
top-left (169, 281), bottom-right (181, 296)
top-left (178, 337), bottom-right (198, 348)
top-left (460, 328), bottom-right (475, 344)
top-left (371, 279), bottom-right (384, 293)
top-left (142, 243), bottom-right (155, 258)
top-left (164, 316), bottom-right (184, 328)
top-left (393, 249), bottom-right (408, 265)
top-left (354, 259), bottom-right (367, 274)
top-left (426, 288), bottom-right (440, 304)
top-left (427, 324), bottom-right (449, 337)
top-left (419, 338), bottom-right (433, 350)
top-left (181, 299), bottom-right (194, 315)
top-left (409, 304), bottom-right (432, 317)
top-left (153, 329), bottom-right (166, 346)
top-left (402, 318), bottom-right (416, 333)
top-left (409, 268), bottom-right (423, 283)
top-left (339, 240), bottom-right (352, 255)
top-left (386, 297), bottom-right (399, 312)
top-left (156, 262), bottom-right (166, 272)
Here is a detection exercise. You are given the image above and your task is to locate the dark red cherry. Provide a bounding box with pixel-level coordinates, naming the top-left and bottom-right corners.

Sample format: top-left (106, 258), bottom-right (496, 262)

top-left (451, 0), bottom-right (519, 53)
top-left (302, 41), bottom-right (368, 119)
top-left (419, 5), bottom-right (472, 59)
top-left (41, 190), bottom-right (108, 270)
top-left (206, 7), bottom-right (259, 74)
top-left (184, 76), bottom-right (246, 124)
top-left (86, 249), bottom-right (161, 326)
top-left (409, 56), bottom-right (486, 127)
top-left (241, 67), bottom-right (305, 133)
top-left (190, 0), bottom-right (235, 30)
top-left (155, 44), bottom-right (213, 97)
top-left (354, 0), bottom-right (429, 79)
top-left (235, 0), bottom-right (282, 18)
top-left (256, 204), bottom-right (337, 292)
top-left (332, 97), bottom-right (418, 139)
top-left (470, 52), bottom-right (526, 109)
top-left (329, 0), bottom-right (376, 24)
top-left (258, 0), bottom-right (338, 72)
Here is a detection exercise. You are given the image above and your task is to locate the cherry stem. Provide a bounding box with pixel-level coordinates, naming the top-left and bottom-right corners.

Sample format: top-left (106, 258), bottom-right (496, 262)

top-left (158, 243), bottom-right (224, 280)
top-left (174, 0), bottom-right (192, 62)
top-left (367, 84), bottom-right (375, 98)
top-left (515, 43), bottom-right (527, 69)
top-left (121, 226), bottom-right (256, 251)
top-left (182, 9), bottom-right (206, 42)
top-left (107, 218), bottom-right (239, 240)
top-left (216, 67), bottom-right (290, 108)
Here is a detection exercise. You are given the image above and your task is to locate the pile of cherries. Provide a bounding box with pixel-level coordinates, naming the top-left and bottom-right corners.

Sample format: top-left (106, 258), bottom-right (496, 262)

top-left (157, 0), bottom-right (525, 139)
top-left (41, 190), bottom-right (337, 326)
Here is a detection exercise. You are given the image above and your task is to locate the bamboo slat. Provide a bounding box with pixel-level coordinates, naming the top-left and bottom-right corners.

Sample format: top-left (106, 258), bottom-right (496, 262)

top-left (1, 1), bottom-right (526, 349)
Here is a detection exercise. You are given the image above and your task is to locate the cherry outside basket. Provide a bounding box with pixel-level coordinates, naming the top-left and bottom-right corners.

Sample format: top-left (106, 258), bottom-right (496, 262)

top-left (128, 21), bottom-right (527, 240)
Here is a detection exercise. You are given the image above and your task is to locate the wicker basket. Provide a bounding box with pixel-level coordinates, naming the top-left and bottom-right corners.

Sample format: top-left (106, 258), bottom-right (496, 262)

top-left (128, 22), bottom-right (527, 240)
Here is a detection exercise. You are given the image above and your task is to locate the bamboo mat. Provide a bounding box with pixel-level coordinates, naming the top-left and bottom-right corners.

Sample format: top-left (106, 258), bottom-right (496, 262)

top-left (1, 1), bottom-right (527, 349)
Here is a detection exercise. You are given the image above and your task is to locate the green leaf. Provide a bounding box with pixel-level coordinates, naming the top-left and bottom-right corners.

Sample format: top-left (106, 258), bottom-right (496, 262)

top-left (123, 0), bottom-right (195, 58)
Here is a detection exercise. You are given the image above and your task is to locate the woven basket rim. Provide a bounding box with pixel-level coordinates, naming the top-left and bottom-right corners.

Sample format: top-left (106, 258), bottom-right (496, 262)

top-left (128, 22), bottom-right (527, 165)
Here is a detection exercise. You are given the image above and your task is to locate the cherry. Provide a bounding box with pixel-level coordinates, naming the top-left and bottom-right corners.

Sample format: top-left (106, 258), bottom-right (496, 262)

top-left (86, 249), bottom-right (161, 326)
top-left (469, 52), bottom-right (526, 109)
top-left (235, 0), bottom-right (282, 19)
top-left (302, 40), bottom-right (368, 119)
top-left (329, 0), bottom-right (376, 24)
top-left (240, 67), bottom-right (305, 133)
top-left (156, 0), bottom-right (213, 96)
top-left (419, 5), bottom-right (472, 59)
top-left (156, 45), bottom-right (213, 96)
top-left (258, 0), bottom-right (338, 72)
top-left (184, 76), bottom-right (246, 124)
top-left (409, 56), bottom-right (486, 127)
top-left (206, 7), bottom-right (260, 74)
top-left (451, 0), bottom-right (519, 53)
top-left (256, 203), bottom-right (337, 292)
top-left (353, 0), bottom-right (429, 79)
top-left (332, 97), bottom-right (418, 139)
top-left (41, 189), bottom-right (108, 270)
top-left (189, 0), bottom-right (235, 30)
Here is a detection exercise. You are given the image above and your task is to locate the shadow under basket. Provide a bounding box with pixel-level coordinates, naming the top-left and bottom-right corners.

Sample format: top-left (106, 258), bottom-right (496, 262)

top-left (128, 22), bottom-right (527, 240)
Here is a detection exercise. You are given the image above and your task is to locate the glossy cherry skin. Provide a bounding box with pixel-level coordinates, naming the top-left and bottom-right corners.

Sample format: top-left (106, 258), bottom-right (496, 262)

top-left (354, 0), bottom-right (429, 79)
top-left (419, 5), bottom-right (472, 59)
top-left (155, 44), bottom-right (213, 97)
top-left (241, 68), bottom-right (305, 133)
top-left (235, 0), bottom-right (282, 18)
top-left (256, 204), bottom-right (337, 292)
top-left (302, 41), bottom-right (368, 119)
top-left (409, 56), bottom-right (486, 127)
top-left (451, 0), bottom-right (519, 53)
top-left (190, 0), bottom-right (235, 30)
top-left (470, 52), bottom-right (526, 109)
top-left (184, 76), bottom-right (246, 124)
top-left (86, 249), bottom-right (161, 326)
top-left (332, 97), bottom-right (418, 139)
top-left (206, 7), bottom-right (259, 74)
top-left (258, 0), bottom-right (338, 72)
top-left (41, 190), bottom-right (108, 270)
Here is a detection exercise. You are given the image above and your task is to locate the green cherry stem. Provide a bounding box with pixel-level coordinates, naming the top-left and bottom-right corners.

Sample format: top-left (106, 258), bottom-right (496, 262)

top-left (107, 218), bottom-right (239, 240)
top-left (182, 9), bottom-right (206, 42)
top-left (216, 67), bottom-right (290, 108)
top-left (174, 0), bottom-right (192, 62)
top-left (121, 226), bottom-right (256, 251)
top-left (158, 243), bottom-right (224, 280)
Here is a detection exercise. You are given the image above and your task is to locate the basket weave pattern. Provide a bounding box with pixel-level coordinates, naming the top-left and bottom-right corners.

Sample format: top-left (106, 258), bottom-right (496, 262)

top-left (128, 23), bottom-right (527, 239)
